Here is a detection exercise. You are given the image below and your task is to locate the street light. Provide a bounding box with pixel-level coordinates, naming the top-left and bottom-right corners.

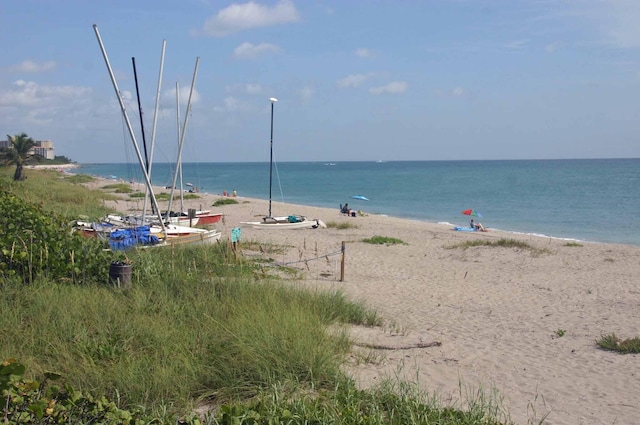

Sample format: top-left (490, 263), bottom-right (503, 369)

top-left (268, 97), bottom-right (278, 218)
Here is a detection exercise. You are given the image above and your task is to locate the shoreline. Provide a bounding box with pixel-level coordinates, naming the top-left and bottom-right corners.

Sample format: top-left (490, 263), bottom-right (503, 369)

top-left (85, 175), bottom-right (640, 425)
top-left (28, 163), bottom-right (80, 170)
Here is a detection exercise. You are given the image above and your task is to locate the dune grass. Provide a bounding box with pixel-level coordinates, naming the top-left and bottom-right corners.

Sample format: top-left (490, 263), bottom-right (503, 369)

top-left (362, 235), bottom-right (406, 245)
top-left (326, 220), bottom-right (359, 229)
top-left (213, 198), bottom-right (239, 206)
top-left (0, 242), bottom-right (378, 415)
top-left (0, 168), bottom-right (115, 220)
top-left (596, 333), bottom-right (640, 354)
top-left (448, 238), bottom-right (551, 255)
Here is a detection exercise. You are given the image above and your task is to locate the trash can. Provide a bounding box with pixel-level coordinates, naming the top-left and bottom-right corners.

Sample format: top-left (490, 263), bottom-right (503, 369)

top-left (109, 262), bottom-right (132, 289)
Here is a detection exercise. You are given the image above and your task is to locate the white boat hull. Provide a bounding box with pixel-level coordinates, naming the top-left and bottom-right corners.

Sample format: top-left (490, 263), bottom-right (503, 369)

top-left (241, 216), bottom-right (326, 230)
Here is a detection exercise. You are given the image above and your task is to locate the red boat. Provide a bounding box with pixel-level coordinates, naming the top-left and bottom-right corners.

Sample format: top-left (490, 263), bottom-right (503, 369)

top-left (195, 210), bottom-right (223, 225)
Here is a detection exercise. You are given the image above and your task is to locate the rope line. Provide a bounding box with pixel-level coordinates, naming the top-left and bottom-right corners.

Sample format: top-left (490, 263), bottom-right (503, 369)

top-left (266, 249), bottom-right (344, 267)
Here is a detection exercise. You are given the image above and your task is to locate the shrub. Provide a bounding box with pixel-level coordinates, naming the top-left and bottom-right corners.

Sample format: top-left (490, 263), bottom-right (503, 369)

top-left (213, 198), bottom-right (239, 206)
top-left (0, 190), bottom-right (111, 284)
top-left (0, 359), bottom-right (151, 424)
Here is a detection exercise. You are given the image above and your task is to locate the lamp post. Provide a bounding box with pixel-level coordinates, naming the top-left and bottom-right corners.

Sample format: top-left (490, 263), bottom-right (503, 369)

top-left (268, 97), bottom-right (278, 218)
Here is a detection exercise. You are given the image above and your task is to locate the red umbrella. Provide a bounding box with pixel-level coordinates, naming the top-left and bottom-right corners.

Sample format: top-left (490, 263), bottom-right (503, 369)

top-left (462, 209), bottom-right (482, 218)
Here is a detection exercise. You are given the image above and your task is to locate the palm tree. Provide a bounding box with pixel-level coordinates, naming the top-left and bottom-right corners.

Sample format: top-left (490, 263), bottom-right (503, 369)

top-left (1, 133), bottom-right (36, 180)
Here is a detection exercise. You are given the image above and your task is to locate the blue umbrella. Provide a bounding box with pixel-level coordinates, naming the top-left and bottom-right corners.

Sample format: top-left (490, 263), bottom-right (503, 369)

top-left (352, 195), bottom-right (369, 201)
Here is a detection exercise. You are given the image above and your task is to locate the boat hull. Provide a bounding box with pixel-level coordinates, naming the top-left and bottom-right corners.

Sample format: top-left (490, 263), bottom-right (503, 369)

top-left (195, 211), bottom-right (223, 225)
top-left (241, 217), bottom-right (326, 230)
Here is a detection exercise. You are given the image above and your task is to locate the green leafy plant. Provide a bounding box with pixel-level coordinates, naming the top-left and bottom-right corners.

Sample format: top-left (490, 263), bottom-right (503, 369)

top-left (555, 329), bottom-right (566, 338)
top-left (0, 190), bottom-right (110, 283)
top-left (0, 358), bottom-right (149, 424)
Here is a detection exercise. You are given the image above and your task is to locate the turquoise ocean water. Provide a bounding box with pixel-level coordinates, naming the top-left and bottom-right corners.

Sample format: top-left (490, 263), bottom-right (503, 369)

top-left (76, 159), bottom-right (640, 246)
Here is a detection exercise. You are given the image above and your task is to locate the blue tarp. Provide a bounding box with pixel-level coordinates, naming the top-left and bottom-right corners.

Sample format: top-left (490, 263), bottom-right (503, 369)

top-left (109, 225), bottom-right (160, 251)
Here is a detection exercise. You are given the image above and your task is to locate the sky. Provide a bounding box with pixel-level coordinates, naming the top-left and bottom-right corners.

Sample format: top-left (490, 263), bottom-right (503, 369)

top-left (1, 0), bottom-right (640, 163)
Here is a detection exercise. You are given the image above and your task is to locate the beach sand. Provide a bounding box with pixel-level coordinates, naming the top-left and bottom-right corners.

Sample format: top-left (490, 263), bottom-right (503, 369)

top-left (86, 177), bottom-right (640, 425)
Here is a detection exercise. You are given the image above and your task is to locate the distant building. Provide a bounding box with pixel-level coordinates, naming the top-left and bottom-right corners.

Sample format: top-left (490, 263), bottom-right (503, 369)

top-left (1, 137), bottom-right (55, 160)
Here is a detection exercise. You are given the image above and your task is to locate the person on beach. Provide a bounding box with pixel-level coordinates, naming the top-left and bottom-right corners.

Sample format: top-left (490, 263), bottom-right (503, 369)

top-left (471, 219), bottom-right (485, 231)
top-left (341, 203), bottom-right (351, 215)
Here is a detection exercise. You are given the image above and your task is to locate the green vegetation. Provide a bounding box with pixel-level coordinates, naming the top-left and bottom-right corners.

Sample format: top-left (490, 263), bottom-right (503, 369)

top-left (555, 329), bottom-right (566, 338)
top-left (596, 333), bottom-right (640, 354)
top-left (101, 182), bottom-right (134, 193)
top-left (448, 238), bottom-right (551, 255)
top-left (362, 235), bottom-right (406, 245)
top-left (0, 167), bottom-right (115, 220)
top-left (1, 359), bottom-right (150, 424)
top-left (63, 173), bottom-right (95, 184)
top-left (563, 242), bottom-right (583, 247)
top-left (0, 169), bottom-right (516, 424)
top-left (0, 190), bottom-right (110, 283)
top-left (213, 198), bottom-right (239, 206)
top-left (326, 220), bottom-right (359, 229)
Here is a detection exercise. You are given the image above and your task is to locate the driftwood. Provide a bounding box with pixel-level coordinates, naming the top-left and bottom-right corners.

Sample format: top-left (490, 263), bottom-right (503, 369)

top-left (354, 341), bottom-right (442, 350)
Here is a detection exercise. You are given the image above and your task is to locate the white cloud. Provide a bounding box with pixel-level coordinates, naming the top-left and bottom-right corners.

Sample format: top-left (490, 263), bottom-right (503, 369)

top-left (0, 80), bottom-right (91, 106)
top-left (163, 86), bottom-right (201, 105)
top-left (602, 0), bottom-right (640, 48)
top-left (452, 86), bottom-right (465, 97)
top-left (7, 60), bottom-right (57, 73)
top-left (369, 81), bottom-right (408, 95)
top-left (201, 0), bottom-right (300, 37)
top-left (225, 83), bottom-right (264, 94)
top-left (232, 42), bottom-right (281, 59)
top-left (337, 73), bottom-right (374, 88)
top-left (224, 96), bottom-right (243, 111)
top-left (505, 39), bottom-right (529, 50)
top-left (355, 48), bottom-right (373, 58)
top-left (298, 86), bottom-right (314, 102)
top-left (545, 41), bottom-right (560, 53)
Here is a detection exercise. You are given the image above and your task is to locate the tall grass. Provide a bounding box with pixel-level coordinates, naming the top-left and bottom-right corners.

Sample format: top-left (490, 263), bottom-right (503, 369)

top-left (0, 168), bottom-right (114, 219)
top-left (0, 241), bottom-right (381, 415)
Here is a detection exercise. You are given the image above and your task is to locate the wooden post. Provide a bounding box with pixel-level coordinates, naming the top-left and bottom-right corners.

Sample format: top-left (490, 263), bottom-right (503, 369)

top-left (340, 241), bottom-right (345, 282)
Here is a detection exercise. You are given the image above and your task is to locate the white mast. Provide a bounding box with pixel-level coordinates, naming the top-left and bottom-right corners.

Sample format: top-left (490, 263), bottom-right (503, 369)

top-left (142, 39), bottom-right (166, 222)
top-left (166, 57), bottom-right (200, 218)
top-left (92, 24), bottom-right (166, 235)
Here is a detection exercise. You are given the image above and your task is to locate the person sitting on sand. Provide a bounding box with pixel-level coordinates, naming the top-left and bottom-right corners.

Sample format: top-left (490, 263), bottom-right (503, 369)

top-left (341, 203), bottom-right (351, 215)
top-left (471, 219), bottom-right (486, 231)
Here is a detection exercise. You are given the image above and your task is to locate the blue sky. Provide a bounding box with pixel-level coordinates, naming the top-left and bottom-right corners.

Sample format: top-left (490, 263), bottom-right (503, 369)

top-left (1, 0), bottom-right (639, 163)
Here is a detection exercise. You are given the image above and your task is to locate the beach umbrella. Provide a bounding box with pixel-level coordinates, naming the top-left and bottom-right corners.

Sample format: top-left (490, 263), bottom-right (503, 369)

top-left (462, 209), bottom-right (482, 218)
top-left (351, 195), bottom-right (369, 201)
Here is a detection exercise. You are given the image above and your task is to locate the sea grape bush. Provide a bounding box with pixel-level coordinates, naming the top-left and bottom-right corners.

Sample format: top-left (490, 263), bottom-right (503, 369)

top-left (0, 358), bottom-right (150, 424)
top-left (0, 190), bottom-right (111, 284)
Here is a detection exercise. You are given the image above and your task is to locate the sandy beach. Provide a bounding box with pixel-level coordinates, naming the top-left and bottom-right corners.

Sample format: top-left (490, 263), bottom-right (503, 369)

top-left (88, 177), bottom-right (640, 425)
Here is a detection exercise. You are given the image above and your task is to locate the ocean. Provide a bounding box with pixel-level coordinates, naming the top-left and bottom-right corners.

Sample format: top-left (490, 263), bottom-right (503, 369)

top-left (76, 159), bottom-right (640, 246)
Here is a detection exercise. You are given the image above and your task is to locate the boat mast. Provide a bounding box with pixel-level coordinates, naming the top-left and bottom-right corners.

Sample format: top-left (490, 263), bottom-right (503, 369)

top-left (268, 97), bottom-right (278, 218)
top-left (176, 82), bottom-right (184, 215)
top-left (142, 39), bottom-right (166, 221)
top-left (166, 57), bottom-right (200, 219)
top-left (92, 24), bottom-right (166, 235)
top-left (132, 57), bottom-right (150, 174)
